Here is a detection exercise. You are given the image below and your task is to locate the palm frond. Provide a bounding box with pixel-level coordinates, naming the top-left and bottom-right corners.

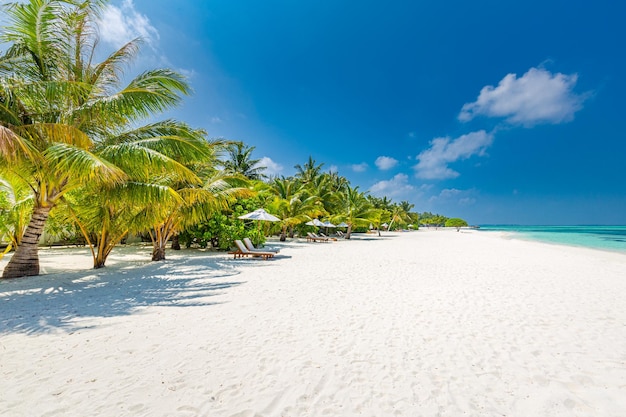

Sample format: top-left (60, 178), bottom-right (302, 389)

top-left (108, 120), bottom-right (212, 163)
top-left (1, 0), bottom-right (68, 81)
top-left (43, 142), bottom-right (126, 186)
top-left (89, 39), bottom-right (140, 88)
top-left (23, 122), bottom-right (93, 148)
top-left (83, 69), bottom-right (191, 122)
top-left (99, 142), bottom-right (201, 185)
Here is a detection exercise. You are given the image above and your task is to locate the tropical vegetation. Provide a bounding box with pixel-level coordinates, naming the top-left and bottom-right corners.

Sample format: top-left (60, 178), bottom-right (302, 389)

top-left (0, 0), bottom-right (464, 280)
top-left (445, 217), bottom-right (469, 231)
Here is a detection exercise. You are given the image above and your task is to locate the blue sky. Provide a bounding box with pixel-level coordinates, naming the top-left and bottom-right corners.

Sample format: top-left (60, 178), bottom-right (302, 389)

top-left (96, 0), bottom-right (626, 224)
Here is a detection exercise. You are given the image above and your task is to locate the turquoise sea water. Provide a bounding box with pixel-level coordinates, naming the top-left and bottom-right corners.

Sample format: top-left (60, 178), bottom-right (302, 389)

top-left (478, 225), bottom-right (626, 254)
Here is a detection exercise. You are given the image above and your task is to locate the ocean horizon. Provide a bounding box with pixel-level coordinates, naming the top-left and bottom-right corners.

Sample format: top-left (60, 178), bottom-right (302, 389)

top-left (477, 225), bottom-right (626, 254)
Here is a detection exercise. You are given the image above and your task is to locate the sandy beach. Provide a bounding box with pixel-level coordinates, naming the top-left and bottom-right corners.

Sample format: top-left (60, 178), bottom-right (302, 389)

top-left (1, 230), bottom-right (625, 417)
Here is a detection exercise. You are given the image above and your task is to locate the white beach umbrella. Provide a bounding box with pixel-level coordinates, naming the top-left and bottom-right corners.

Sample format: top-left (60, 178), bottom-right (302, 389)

top-left (336, 222), bottom-right (349, 228)
top-left (238, 208), bottom-right (280, 222)
top-left (305, 218), bottom-right (325, 227)
top-left (320, 220), bottom-right (336, 235)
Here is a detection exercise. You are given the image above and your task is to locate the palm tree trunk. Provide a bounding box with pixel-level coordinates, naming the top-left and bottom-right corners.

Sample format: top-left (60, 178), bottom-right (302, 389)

top-left (280, 225), bottom-right (287, 242)
top-left (171, 234), bottom-right (181, 250)
top-left (93, 255), bottom-right (107, 269)
top-left (151, 225), bottom-right (169, 261)
top-left (152, 246), bottom-right (166, 261)
top-left (93, 231), bottom-right (127, 269)
top-left (2, 205), bottom-right (51, 279)
top-left (345, 224), bottom-right (352, 239)
top-left (94, 231), bottom-right (109, 269)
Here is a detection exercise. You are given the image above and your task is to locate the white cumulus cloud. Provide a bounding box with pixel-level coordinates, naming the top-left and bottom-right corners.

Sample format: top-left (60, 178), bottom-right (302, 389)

top-left (414, 130), bottom-right (494, 180)
top-left (374, 156), bottom-right (398, 170)
top-left (255, 157), bottom-right (283, 177)
top-left (98, 0), bottom-right (159, 48)
top-left (369, 174), bottom-right (415, 198)
top-left (352, 162), bottom-right (368, 173)
top-left (459, 67), bottom-right (587, 126)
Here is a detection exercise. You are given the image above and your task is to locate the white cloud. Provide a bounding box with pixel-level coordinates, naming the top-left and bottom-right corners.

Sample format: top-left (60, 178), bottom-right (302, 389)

top-left (98, 0), bottom-right (159, 48)
top-left (458, 197), bottom-right (476, 206)
top-left (177, 68), bottom-right (196, 79)
top-left (459, 67), bottom-right (587, 126)
top-left (255, 157), bottom-right (283, 177)
top-left (210, 116), bottom-right (222, 124)
top-left (352, 162), bottom-right (368, 172)
top-left (328, 165), bottom-right (338, 173)
top-left (369, 174), bottom-right (415, 198)
top-left (374, 156), bottom-right (398, 170)
top-left (414, 130), bottom-right (493, 180)
top-left (429, 188), bottom-right (477, 206)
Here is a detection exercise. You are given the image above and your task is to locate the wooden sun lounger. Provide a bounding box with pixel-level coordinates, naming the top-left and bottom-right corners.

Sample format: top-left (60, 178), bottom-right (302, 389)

top-left (317, 232), bottom-right (337, 241)
top-left (307, 232), bottom-right (329, 242)
top-left (243, 237), bottom-right (280, 253)
top-left (229, 240), bottom-right (276, 260)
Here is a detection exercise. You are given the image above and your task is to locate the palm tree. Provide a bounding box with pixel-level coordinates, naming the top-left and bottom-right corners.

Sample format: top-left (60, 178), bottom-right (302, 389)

top-left (387, 204), bottom-right (412, 230)
top-left (222, 142), bottom-right (266, 180)
top-left (59, 122), bottom-right (210, 269)
top-left (294, 156), bottom-right (323, 185)
top-left (325, 171), bottom-right (349, 193)
top-left (148, 170), bottom-right (253, 261)
top-left (398, 200), bottom-right (419, 227)
top-left (305, 173), bottom-right (343, 217)
top-left (367, 195), bottom-right (393, 211)
top-left (268, 177), bottom-right (322, 240)
top-left (63, 122), bottom-right (226, 267)
top-left (62, 181), bottom-right (177, 268)
top-left (0, 0), bottom-right (201, 278)
top-left (399, 200), bottom-right (415, 213)
top-left (338, 185), bottom-right (378, 239)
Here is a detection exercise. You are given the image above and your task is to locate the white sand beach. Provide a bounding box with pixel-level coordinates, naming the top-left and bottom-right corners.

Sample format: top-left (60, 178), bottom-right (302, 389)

top-left (1, 230), bottom-right (625, 417)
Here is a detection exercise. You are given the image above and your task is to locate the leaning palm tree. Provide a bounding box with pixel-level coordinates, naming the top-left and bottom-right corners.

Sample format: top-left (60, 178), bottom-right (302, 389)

top-left (398, 200), bottom-right (419, 227)
top-left (387, 204), bottom-right (413, 230)
top-left (0, 0), bottom-right (200, 278)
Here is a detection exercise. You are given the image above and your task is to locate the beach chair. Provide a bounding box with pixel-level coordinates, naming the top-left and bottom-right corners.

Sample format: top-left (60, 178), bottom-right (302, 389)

top-left (243, 237), bottom-right (280, 253)
top-left (318, 232), bottom-right (337, 241)
top-left (307, 232), bottom-right (329, 242)
top-left (229, 240), bottom-right (275, 260)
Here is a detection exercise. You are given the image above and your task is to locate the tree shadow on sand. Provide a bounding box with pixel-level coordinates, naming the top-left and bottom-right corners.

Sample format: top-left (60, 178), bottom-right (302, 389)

top-left (0, 253), bottom-right (244, 335)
